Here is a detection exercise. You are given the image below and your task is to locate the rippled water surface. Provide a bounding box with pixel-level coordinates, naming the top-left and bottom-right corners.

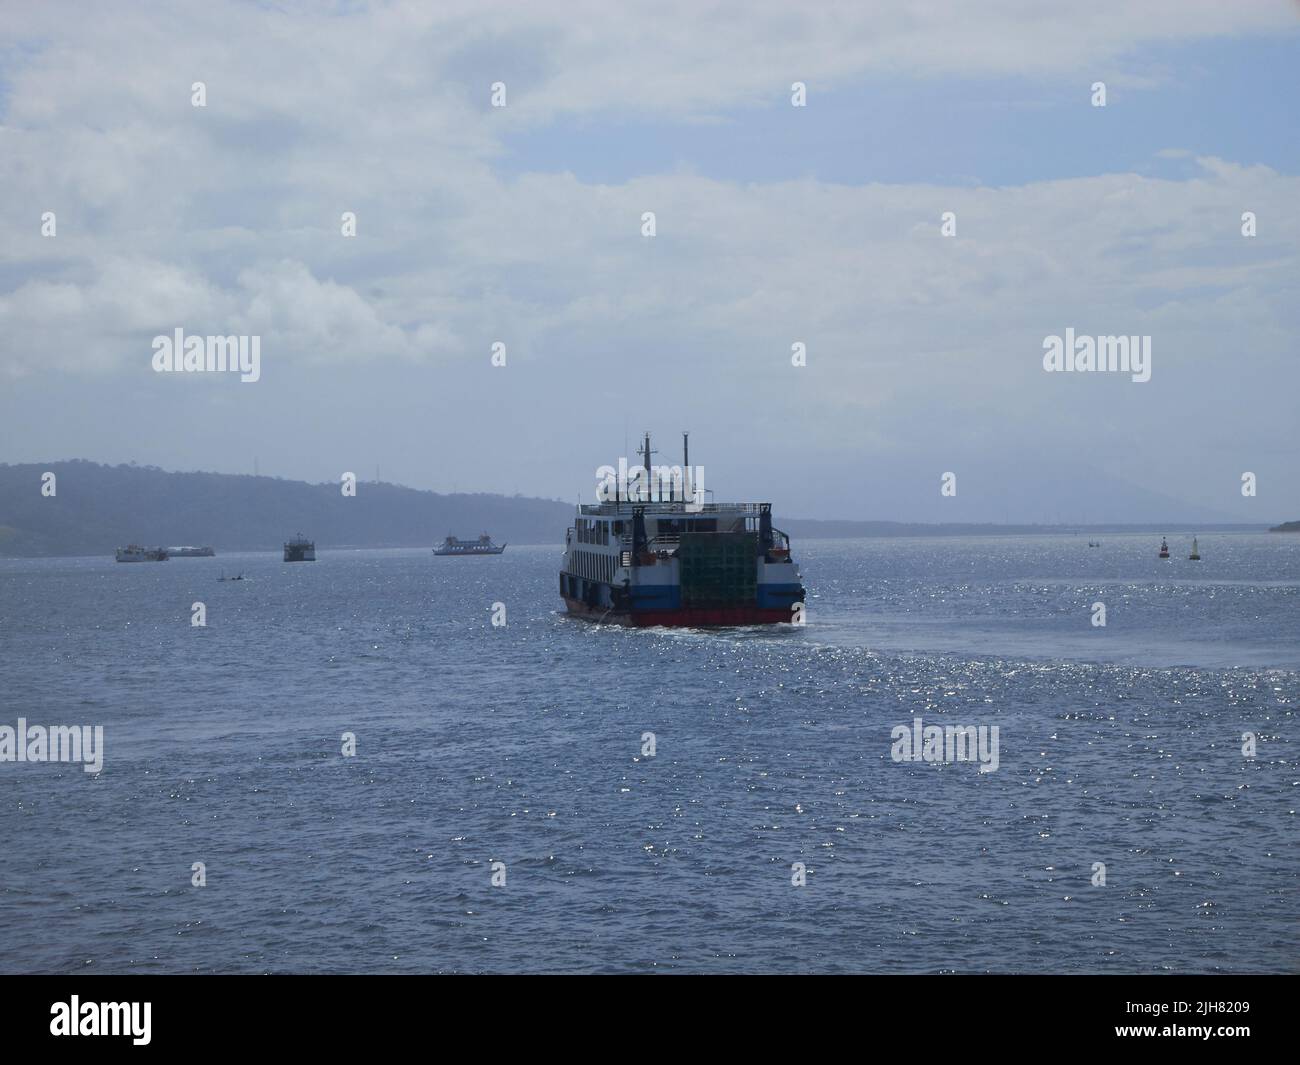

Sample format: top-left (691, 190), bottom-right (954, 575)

top-left (1, 534), bottom-right (1296, 973)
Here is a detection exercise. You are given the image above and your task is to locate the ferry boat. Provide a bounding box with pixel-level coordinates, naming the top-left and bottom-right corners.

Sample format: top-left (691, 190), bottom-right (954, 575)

top-left (434, 534), bottom-right (506, 556)
top-left (116, 544), bottom-right (169, 562)
top-left (168, 545), bottom-right (215, 557)
top-left (283, 534), bottom-right (316, 562)
top-left (560, 433), bottom-right (805, 626)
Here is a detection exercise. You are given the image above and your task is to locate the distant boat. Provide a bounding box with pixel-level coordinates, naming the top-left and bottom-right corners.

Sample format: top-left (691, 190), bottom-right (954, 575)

top-left (218, 571), bottom-right (245, 581)
top-left (169, 545), bottom-right (215, 557)
top-left (283, 534), bottom-right (316, 562)
top-left (116, 544), bottom-right (168, 562)
top-left (1158, 537), bottom-right (1170, 559)
top-left (1088, 540), bottom-right (1100, 548)
top-left (434, 534), bottom-right (506, 556)
top-left (1189, 537), bottom-right (1201, 561)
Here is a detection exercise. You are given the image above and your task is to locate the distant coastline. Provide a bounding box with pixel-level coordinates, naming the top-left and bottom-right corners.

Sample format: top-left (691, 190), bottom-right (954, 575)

top-left (0, 461), bottom-right (571, 558)
top-left (779, 519), bottom-right (1271, 539)
top-left (1269, 520), bottom-right (1300, 533)
top-left (0, 460), bottom-right (1281, 558)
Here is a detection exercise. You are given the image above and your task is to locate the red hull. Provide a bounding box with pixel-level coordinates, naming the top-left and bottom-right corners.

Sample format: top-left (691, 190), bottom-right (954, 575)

top-left (562, 597), bottom-right (791, 627)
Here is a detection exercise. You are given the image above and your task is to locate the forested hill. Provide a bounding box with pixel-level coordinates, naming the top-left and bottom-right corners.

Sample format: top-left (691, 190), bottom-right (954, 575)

top-left (0, 461), bottom-right (1275, 558)
top-left (0, 462), bottom-right (575, 557)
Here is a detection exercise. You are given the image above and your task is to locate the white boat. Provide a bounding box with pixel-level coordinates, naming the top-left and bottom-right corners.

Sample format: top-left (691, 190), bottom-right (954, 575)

top-left (434, 534), bottom-right (506, 556)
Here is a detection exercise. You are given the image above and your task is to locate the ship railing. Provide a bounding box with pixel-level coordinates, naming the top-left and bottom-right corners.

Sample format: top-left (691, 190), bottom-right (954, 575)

top-left (615, 523), bottom-right (767, 548)
top-left (579, 501), bottom-right (767, 516)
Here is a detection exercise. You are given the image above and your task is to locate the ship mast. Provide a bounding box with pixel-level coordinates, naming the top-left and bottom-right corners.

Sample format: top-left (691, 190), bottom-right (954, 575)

top-left (637, 431), bottom-right (657, 501)
top-left (682, 431), bottom-right (689, 505)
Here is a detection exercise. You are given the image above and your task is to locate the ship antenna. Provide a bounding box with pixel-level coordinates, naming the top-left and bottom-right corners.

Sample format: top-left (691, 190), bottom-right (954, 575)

top-left (682, 431), bottom-right (690, 504)
top-left (637, 431), bottom-right (657, 501)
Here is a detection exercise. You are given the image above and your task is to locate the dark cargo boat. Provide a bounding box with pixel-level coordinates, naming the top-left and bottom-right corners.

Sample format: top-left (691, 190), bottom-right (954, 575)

top-left (283, 534), bottom-right (316, 562)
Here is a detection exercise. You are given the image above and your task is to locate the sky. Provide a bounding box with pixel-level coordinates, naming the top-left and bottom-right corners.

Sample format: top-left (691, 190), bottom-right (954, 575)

top-left (1, 0), bottom-right (1297, 523)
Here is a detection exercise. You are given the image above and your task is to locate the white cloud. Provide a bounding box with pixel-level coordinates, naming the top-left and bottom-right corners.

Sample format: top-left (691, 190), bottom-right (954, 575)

top-left (0, 1), bottom-right (1296, 517)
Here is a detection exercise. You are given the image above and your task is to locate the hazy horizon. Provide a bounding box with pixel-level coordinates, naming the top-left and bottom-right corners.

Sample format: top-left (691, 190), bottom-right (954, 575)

top-left (4, 457), bottom-right (1293, 531)
top-left (2, 2), bottom-right (1298, 523)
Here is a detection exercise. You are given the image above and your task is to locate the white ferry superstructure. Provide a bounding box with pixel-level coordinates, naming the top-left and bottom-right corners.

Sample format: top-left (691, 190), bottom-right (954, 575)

top-left (560, 433), bottom-right (805, 626)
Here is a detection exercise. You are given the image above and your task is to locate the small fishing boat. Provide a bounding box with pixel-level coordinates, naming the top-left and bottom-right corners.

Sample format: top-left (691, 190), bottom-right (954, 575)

top-left (1158, 537), bottom-right (1170, 559)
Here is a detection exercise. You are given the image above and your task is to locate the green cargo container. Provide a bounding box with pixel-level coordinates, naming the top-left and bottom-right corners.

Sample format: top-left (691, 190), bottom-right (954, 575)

top-left (677, 532), bottom-right (757, 607)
